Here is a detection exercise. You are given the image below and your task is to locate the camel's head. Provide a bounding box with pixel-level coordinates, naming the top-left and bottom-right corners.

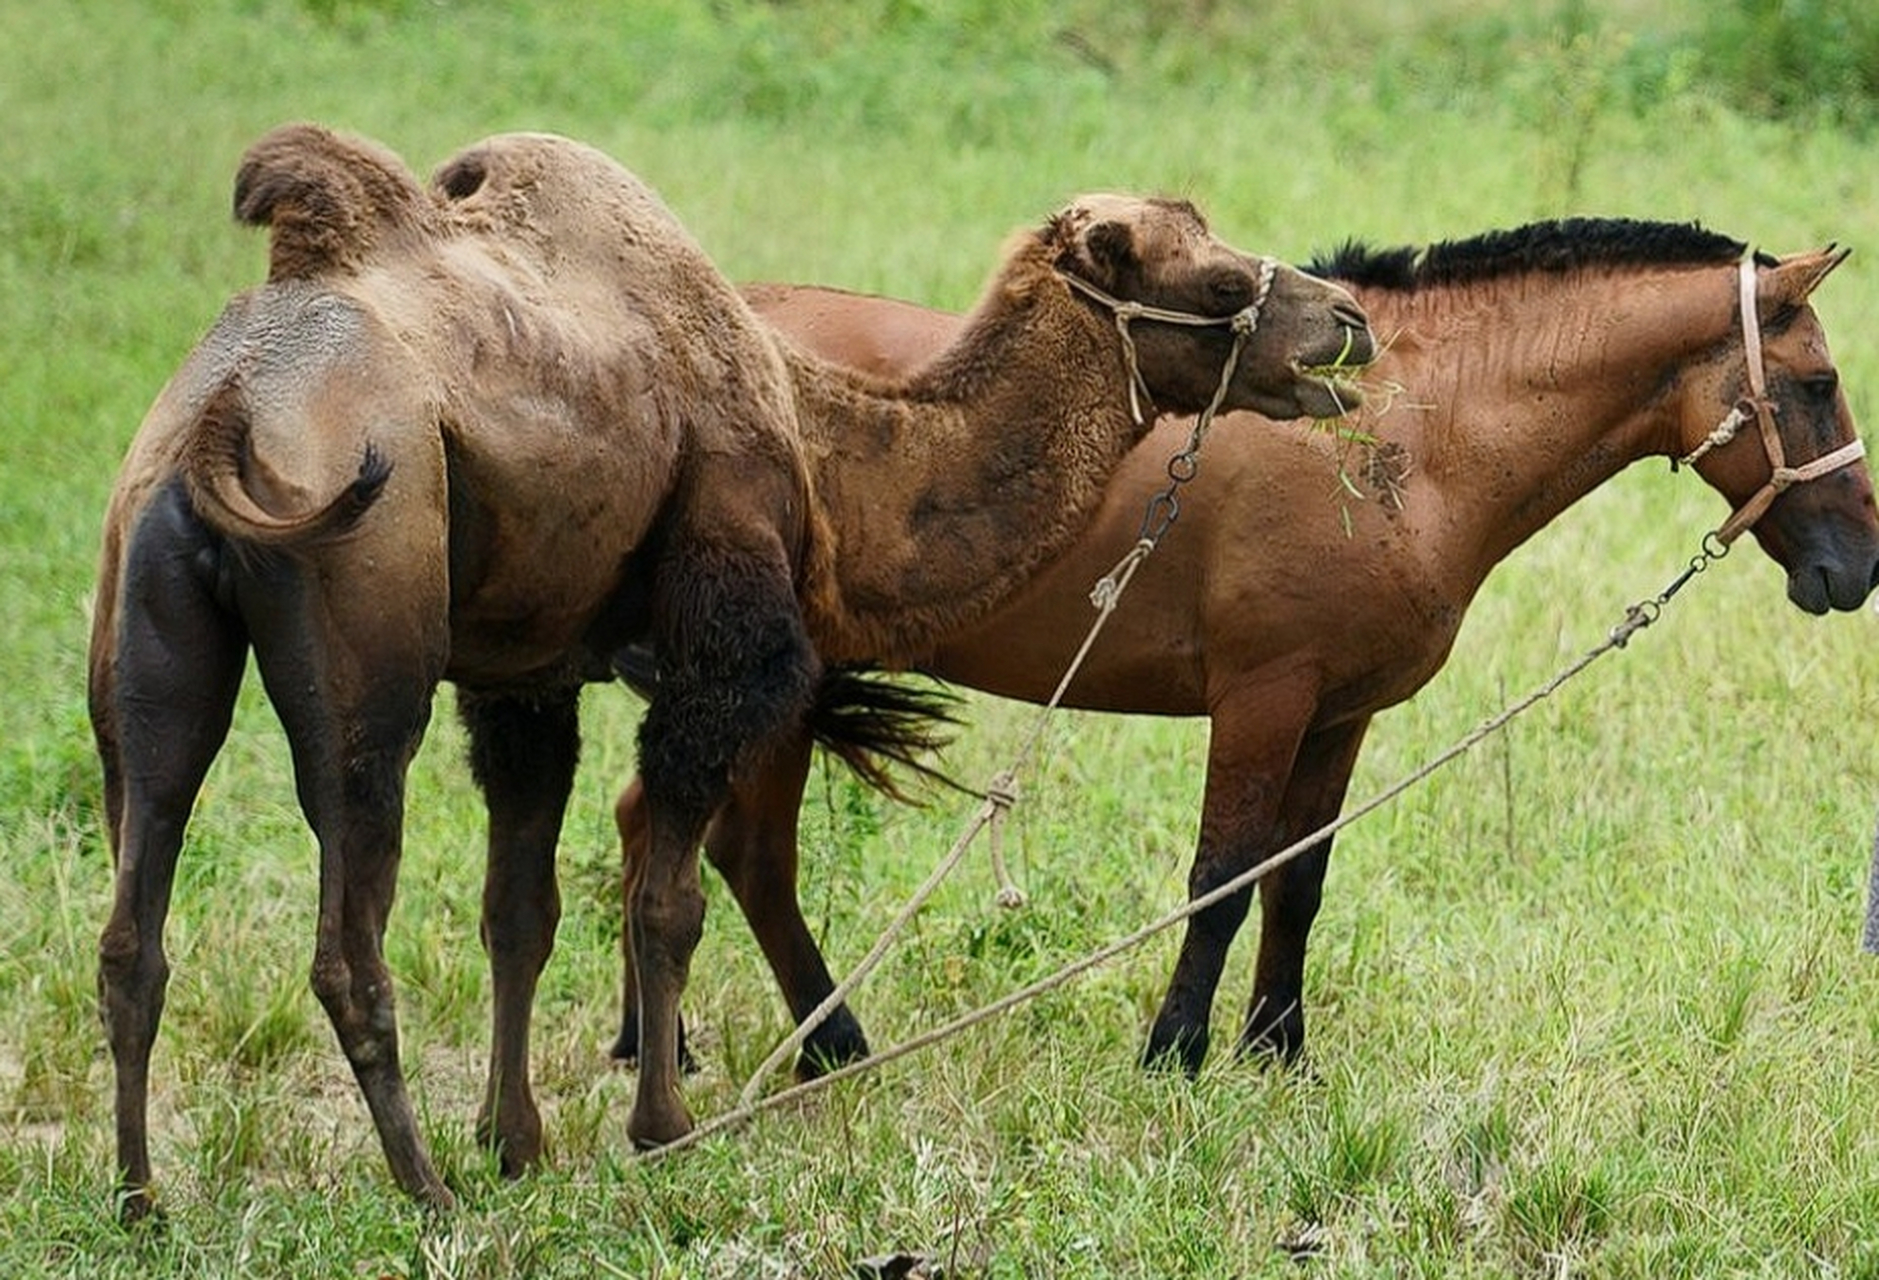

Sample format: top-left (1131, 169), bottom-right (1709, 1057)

top-left (1049, 194), bottom-right (1375, 421)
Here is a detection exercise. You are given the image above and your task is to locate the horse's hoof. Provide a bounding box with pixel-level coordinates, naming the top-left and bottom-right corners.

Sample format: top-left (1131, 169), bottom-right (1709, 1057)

top-left (796, 1009), bottom-right (871, 1081)
top-left (1140, 1023), bottom-right (1208, 1078)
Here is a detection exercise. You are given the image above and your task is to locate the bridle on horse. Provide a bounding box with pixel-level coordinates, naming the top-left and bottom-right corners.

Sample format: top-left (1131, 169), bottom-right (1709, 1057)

top-left (1677, 254), bottom-right (1866, 546)
top-left (1058, 256), bottom-right (1282, 428)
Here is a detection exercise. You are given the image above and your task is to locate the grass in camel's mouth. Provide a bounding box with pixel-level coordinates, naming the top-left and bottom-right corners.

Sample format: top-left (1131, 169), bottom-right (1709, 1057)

top-left (1294, 325), bottom-right (1377, 416)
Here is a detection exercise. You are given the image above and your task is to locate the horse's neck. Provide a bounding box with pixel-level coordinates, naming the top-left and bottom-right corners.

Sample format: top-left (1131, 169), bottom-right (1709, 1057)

top-left (787, 285), bottom-right (1145, 664)
top-left (1381, 267), bottom-right (1731, 578)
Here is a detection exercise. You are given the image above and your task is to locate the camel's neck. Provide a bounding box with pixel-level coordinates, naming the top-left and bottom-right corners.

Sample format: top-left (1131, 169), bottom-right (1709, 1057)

top-left (786, 278), bottom-right (1153, 665)
top-left (1370, 264), bottom-right (1738, 579)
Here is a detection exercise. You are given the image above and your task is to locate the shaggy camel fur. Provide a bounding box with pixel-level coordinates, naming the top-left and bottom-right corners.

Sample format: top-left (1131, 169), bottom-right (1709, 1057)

top-left (89, 122), bottom-right (1373, 1214)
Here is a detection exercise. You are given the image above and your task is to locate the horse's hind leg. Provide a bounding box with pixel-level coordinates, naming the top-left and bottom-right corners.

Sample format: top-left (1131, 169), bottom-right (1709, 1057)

top-left (90, 486), bottom-right (247, 1220)
top-left (614, 736), bottom-right (870, 1080)
top-left (458, 686), bottom-right (580, 1176)
top-left (244, 566), bottom-right (451, 1209)
top-left (1238, 719), bottom-right (1369, 1064)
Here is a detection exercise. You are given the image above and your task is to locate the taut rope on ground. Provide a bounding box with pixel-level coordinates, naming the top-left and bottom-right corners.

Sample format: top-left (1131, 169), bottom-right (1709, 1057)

top-left (636, 524), bottom-right (1728, 1167)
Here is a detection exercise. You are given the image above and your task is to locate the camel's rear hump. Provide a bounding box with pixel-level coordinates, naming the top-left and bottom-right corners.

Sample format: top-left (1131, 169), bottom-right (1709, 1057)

top-left (234, 122), bottom-right (435, 282)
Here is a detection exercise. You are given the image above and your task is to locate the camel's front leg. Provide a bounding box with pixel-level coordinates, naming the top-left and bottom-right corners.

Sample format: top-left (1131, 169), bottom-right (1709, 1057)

top-left (613, 777), bottom-right (698, 1074)
top-left (459, 687), bottom-right (581, 1176)
top-left (1143, 671), bottom-right (1321, 1076)
top-left (627, 533), bottom-right (818, 1148)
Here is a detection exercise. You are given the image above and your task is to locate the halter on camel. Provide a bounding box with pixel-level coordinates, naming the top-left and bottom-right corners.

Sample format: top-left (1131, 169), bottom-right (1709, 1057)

top-left (1059, 256), bottom-right (1295, 551)
top-left (1677, 253), bottom-right (1866, 546)
top-left (1059, 256), bottom-right (1283, 428)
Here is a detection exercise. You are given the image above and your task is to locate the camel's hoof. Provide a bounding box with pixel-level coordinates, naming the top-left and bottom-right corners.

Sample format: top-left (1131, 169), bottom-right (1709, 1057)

top-left (114, 1184), bottom-right (165, 1230)
top-left (475, 1113), bottom-right (544, 1179)
top-left (628, 1101), bottom-right (695, 1152)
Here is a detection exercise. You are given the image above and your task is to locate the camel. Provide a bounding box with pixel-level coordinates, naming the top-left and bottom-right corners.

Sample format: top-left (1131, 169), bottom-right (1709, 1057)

top-left (612, 219), bottom-right (1879, 1086)
top-left (88, 121), bottom-right (1374, 1214)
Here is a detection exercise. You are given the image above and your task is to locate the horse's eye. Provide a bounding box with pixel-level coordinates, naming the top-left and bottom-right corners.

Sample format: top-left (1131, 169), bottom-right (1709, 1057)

top-left (1801, 372), bottom-right (1840, 400)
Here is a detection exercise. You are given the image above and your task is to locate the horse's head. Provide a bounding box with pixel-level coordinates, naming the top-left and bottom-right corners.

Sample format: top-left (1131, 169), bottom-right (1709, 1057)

top-left (1048, 194), bottom-right (1375, 422)
top-left (1677, 248), bottom-right (1879, 613)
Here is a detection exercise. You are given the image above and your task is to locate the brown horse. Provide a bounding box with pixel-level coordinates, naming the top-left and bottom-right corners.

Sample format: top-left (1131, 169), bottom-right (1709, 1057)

top-left (613, 218), bottom-right (1879, 1085)
top-left (89, 123), bottom-right (1371, 1212)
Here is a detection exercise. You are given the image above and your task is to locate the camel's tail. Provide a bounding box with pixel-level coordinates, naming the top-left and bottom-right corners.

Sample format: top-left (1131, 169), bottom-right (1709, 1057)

top-left (233, 122), bottom-right (434, 281)
top-left (181, 381), bottom-right (391, 548)
top-left (614, 646), bottom-right (966, 803)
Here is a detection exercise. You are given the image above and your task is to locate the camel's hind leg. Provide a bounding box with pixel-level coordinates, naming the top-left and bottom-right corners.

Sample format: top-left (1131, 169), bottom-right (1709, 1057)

top-left (242, 559), bottom-right (451, 1209)
top-left (458, 686), bottom-right (580, 1176)
top-left (91, 484), bottom-right (248, 1220)
top-left (628, 533), bottom-right (818, 1149)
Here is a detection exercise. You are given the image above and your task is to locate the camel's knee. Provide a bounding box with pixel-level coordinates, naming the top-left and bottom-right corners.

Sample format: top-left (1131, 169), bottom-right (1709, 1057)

top-left (614, 779), bottom-right (648, 848)
top-left (633, 877), bottom-right (706, 970)
top-left (308, 952), bottom-right (399, 1066)
top-left (97, 924), bottom-right (168, 1046)
top-left (1185, 854), bottom-right (1257, 943)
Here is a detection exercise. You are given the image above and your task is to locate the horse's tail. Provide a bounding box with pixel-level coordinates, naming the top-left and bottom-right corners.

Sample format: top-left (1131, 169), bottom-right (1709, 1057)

top-left (181, 380), bottom-right (391, 548)
top-left (613, 645), bottom-right (966, 803)
top-left (806, 666), bottom-right (967, 803)
top-left (233, 122), bottom-right (434, 281)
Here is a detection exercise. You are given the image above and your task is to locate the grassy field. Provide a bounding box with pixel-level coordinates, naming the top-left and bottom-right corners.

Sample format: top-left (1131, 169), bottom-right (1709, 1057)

top-left (8, 0), bottom-right (1879, 1274)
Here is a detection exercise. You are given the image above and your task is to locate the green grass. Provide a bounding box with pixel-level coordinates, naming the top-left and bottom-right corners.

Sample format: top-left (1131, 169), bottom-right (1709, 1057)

top-left (10, 0), bottom-right (1879, 1274)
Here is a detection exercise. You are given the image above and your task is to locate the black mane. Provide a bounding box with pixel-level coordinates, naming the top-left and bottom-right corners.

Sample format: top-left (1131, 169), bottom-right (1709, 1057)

top-left (1308, 217), bottom-right (1759, 290)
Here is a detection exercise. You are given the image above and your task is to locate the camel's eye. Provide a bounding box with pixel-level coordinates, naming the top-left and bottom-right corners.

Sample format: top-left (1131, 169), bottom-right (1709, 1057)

top-left (1208, 272), bottom-right (1252, 313)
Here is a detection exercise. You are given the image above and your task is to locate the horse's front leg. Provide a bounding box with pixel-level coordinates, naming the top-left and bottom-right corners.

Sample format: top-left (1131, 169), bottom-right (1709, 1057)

top-left (1143, 673), bottom-right (1320, 1076)
top-left (459, 686), bottom-right (581, 1176)
top-left (1238, 717), bottom-right (1370, 1064)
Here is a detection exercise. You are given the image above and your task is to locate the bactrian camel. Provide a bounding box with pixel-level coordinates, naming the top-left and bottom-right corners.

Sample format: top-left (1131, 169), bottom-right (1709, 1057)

top-left (88, 122), bottom-right (1373, 1214)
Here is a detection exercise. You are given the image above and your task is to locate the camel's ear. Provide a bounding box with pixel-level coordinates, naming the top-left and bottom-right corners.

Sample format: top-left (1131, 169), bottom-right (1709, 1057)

top-left (1758, 245), bottom-right (1851, 313)
top-left (1081, 220), bottom-right (1139, 286)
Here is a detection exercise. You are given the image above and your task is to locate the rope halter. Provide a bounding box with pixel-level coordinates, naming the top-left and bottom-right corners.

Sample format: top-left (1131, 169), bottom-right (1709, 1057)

top-left (1058, 256), bottom-right (1281, 428)
top-left (1678, 253), bottom-right (1866, 546)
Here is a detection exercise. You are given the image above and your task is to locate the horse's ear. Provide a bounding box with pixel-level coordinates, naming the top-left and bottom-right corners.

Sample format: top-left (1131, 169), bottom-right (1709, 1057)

top-left (1760, 245), bottom-right (1851, 310)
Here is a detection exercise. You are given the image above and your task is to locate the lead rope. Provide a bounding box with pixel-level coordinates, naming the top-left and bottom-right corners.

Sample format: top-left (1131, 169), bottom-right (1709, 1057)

top-left (640, 533), bottom-right (1722, 1167)
top-left (719, 265), bottom-right (1275, 1113)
